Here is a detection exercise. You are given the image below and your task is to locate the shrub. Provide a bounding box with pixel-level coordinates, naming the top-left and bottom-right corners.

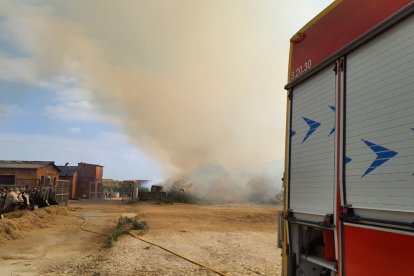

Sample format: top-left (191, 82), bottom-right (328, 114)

top-left (107, 216), bottom-right (149, 247)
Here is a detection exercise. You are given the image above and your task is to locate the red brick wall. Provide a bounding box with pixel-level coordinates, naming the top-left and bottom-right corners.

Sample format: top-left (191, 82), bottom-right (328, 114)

top-left (76, 163), bottom-right (103, 198)
top-left (96, 167), bottom-right (103, 182)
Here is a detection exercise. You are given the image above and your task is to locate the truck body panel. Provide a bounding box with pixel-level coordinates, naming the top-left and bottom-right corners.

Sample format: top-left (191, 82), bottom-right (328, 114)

top-left (289, 0), bottom-right (413, 82)
top-left (343, 224), bottom-right (414, 276)
top-left (283, 1), bottom-right (414, 275)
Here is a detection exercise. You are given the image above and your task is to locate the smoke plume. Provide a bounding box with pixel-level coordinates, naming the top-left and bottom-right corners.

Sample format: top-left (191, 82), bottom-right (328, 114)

top-left (0, 1), bottom-right (328, 200)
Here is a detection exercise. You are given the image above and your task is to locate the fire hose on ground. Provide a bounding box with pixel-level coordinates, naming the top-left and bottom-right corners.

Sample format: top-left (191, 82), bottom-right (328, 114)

top-left (75, 215), bottom-right (228, 276)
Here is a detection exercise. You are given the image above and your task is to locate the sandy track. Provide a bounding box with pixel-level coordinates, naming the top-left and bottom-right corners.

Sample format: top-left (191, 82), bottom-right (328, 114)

top-left (0, 202), bottom-right (281, 276)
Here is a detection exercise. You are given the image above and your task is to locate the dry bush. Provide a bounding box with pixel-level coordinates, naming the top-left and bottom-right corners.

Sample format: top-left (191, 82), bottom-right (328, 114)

top-left (107, 216), bottom-right (149, 247)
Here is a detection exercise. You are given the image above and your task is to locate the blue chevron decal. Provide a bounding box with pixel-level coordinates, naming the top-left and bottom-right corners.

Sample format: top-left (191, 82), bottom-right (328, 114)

top-left (302, 117), bottom-right (321, 144)
top-left (291, 130), bottom-right (296, 137)
top-left (361, 139), bottom-right (398, 177)
top-left (328, 105), bottom-right (335, 137)
top-left (345, 156), bottom-right (352, 164)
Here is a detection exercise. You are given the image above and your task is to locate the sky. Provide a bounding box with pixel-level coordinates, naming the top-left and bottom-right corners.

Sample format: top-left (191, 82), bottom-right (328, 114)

top-left (0, 0), bottom-right (333, 182)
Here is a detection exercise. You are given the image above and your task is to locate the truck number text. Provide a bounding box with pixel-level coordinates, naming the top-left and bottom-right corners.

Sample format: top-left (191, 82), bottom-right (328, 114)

top-left (291, 59), bottom-right (312, 80)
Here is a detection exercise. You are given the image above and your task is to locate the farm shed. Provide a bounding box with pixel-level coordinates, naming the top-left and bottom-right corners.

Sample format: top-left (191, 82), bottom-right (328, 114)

top-left (0, 160), bottom-right (60, 187)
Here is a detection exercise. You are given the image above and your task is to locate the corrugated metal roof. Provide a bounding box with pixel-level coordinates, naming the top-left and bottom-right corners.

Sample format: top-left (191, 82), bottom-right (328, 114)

top-left (0, 160), bottom-right (56, 169)
top-left (79, 162), bottom-right (104, 167)
top-left (57, 166), bottom-right (78, 177)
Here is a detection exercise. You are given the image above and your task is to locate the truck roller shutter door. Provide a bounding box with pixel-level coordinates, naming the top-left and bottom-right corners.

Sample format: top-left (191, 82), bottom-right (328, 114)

top-left (290, 66), bottom-right (336, 220)
top-left (345, 14), bottom-right (414, 217)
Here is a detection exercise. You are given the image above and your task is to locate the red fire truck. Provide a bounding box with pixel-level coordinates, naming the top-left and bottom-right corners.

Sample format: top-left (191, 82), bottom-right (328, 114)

top-left (281, 1), bottom-right (414, 275)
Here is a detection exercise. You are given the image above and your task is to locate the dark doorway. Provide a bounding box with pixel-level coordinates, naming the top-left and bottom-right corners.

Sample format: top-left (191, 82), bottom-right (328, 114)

top-left (0, 175), bottom-right (16, 185)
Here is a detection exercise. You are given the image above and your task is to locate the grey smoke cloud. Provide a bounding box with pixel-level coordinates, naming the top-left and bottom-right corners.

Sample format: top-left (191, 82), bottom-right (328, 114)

top-left (163, 160), bottom-right (284, 203)
top-left (0, 1), bottom-right (332, 192)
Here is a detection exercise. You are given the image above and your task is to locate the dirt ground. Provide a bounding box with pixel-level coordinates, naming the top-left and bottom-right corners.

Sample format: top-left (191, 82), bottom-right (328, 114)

top-left (0, 201), bottom-right (282, 276)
